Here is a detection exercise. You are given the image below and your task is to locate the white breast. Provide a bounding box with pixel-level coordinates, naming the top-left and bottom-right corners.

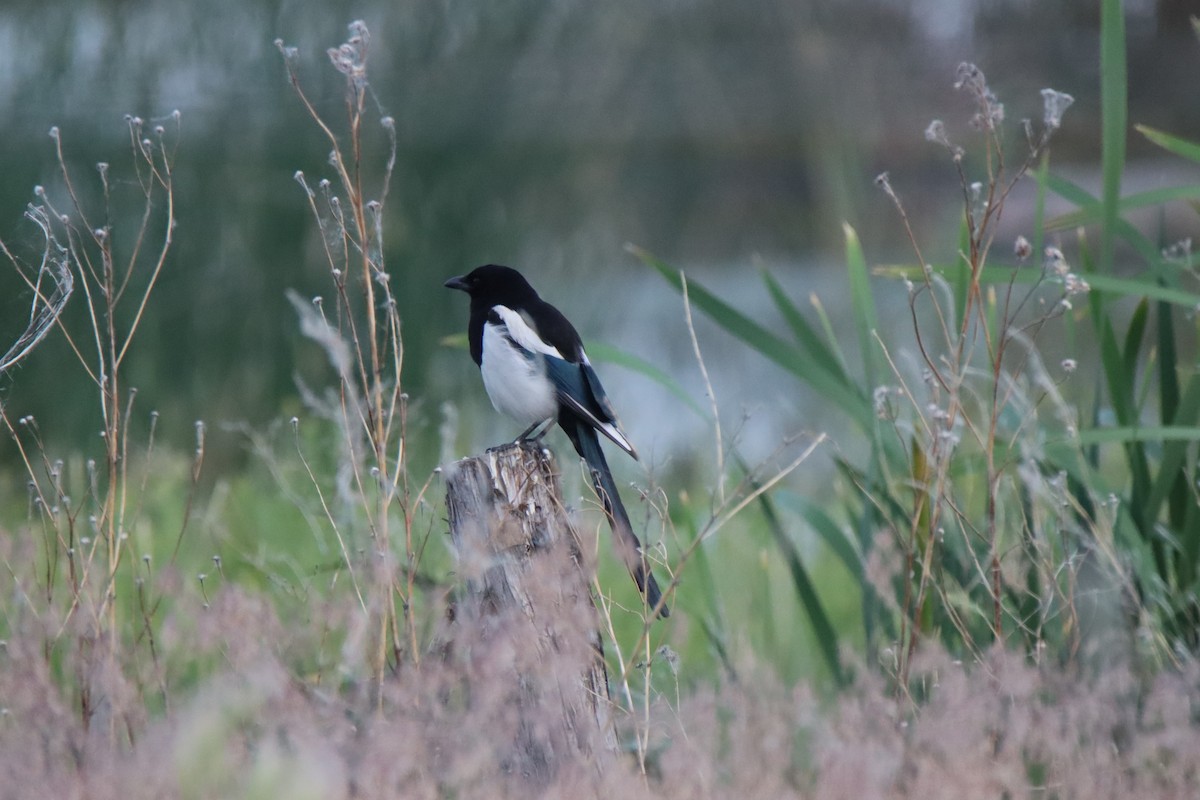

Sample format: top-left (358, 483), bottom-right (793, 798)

top-left (481, 320), bottom-right (558, 427)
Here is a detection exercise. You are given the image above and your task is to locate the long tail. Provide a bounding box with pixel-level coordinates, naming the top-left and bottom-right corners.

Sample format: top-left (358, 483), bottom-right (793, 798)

top-left (562, 418), bottom-right (669, 619)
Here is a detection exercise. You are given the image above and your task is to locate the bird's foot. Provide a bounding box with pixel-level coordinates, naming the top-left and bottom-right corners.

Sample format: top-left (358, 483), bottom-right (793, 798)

top-left (484, 420), bottom-right (553, 455)
top-left (513, 418), bottom-right (553, 446)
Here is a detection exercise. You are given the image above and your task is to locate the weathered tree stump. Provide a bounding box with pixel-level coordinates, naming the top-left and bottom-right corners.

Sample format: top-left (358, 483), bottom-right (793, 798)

top-left (443, 441), bottom-right (614, 778)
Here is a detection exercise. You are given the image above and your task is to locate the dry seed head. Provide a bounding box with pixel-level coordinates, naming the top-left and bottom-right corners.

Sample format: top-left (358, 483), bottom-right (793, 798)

top-left (1043, 246), bottom-right (1068, 276)
top-left (328, 20), bottom-right (370, 80)
top-left (954, 62), bottom-right (986, 93)
top-left (875, 171), bottom-right (900, 205)
top-left (924, 119), bottom-right (951, 147)
top-left (328, 45), bottom-right (354, 71)
top-left (1040, 88), bottom-right (1075, 130)
top-left (1014, 235), bottom-right (1032, 261)
top-left (1064, 273), bottom-right (1090, 295)
top-left (975, 101), bottom-right (1004, 130)
top-left (955, 62), bottom-right (1004, 130)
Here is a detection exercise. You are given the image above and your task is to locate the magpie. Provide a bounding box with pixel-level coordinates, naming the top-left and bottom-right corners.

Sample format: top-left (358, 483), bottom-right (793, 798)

top-left (445, 264), bottom-right (669, 618)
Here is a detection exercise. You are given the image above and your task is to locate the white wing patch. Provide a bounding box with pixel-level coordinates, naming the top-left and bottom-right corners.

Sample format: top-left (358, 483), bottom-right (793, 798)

top-left (490, 305), bottom-right (564, 359)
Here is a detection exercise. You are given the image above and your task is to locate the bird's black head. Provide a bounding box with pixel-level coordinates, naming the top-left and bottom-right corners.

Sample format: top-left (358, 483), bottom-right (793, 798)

top-left (443, 264), bottom-right (538, 306)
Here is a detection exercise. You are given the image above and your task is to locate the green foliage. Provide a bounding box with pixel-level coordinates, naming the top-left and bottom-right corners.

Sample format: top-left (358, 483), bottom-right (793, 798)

top-left (1099, 0), bottom-right (1127, 276)
top-left (643, 10), bottom-right (1200, 682)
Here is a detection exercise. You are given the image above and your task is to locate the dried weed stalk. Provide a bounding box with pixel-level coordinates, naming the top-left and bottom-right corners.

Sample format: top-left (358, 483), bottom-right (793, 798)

top-left (276, 22), bottom-right (445, 697)
top-left (0, 113), bottom-right (193, 742)
top-left (871, 64), bottom-right (1107, 689)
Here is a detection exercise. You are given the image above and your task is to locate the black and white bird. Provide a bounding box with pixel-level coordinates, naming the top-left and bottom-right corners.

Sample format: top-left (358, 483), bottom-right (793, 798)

top-left (444, 264), bottom-right (669, 618)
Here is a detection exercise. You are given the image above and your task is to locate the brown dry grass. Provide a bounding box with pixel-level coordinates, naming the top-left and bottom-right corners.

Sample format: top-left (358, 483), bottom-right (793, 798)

top-left (2, 539), bottom-right (1197, 800)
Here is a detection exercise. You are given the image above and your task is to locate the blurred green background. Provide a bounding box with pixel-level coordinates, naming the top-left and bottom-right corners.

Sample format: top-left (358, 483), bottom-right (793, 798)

top-left (1, 0), bottom-right (1198, 475)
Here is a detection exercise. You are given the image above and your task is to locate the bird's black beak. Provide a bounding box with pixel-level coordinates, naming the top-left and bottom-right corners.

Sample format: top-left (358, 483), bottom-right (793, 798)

top-left (444, 275), bottom-right (469, 292)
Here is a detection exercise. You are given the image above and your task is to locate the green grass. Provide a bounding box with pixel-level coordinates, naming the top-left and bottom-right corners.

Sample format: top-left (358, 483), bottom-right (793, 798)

top-left (637, 8), bottom-right (1200, 682)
